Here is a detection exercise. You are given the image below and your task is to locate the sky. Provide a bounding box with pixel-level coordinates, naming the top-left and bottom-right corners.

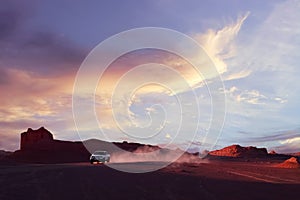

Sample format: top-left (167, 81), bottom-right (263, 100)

top-left (0, 0), bottom-right (299, 153)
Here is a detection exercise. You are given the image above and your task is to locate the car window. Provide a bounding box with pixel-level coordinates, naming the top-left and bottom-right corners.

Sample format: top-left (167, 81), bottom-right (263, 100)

top-left (94, 151), bottom-right (107, 155)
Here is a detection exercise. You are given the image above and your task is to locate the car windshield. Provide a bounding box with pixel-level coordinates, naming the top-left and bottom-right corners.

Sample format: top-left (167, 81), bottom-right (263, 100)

top-left (94, 151), bottom-right (107, 155)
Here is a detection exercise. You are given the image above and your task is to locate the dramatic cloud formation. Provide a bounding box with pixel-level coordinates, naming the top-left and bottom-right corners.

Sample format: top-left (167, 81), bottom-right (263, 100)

top-left (0, 0), bottom-right (299, 153)
top-left (0, 68), bottom-right (77, 149)
top-left (194, 12), bottom-right (250, 75)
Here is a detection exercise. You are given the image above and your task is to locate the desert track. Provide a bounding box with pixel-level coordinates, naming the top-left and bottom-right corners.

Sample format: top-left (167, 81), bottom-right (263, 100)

top-left (0, 161), bottom-right (299, 200)
top-left (226, 170), bottom-right (299, 183)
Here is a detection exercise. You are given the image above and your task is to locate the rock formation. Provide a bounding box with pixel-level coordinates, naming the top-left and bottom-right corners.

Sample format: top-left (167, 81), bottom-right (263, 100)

top-left (276, 157), bottom-right (300, 168)
top-left (269, 150), bottom-right (277, 155)
top-left (290, 152), bottom-right (300, 157)
top-left (0, 150), bottom-right (12, 160)
top-left (209, 144), bottom-right (268, 158)
top-left (12, 127), bottom-right (162, 163)
top-left (21, 127), bottom-right (53, 150)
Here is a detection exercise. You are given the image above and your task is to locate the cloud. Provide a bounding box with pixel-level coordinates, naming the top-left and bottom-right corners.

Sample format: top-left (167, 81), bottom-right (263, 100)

top-left (225, 86), bottom-right (271, 105)
top-left (223, 70), bottom-right (252, 81)
top-left (90, 13), bottom-right (250, 102)
top-left (0, 0), bottom-right (33, 40)
top-left (0, 68), bottom-right (10, 85)
top-left (206, 1), bottom-right (299, 144)
top-left (221, 0), bottom-right (300, 138)
top-left (0, 9), bottom-right (20, 39)
top-left (0, 1), bottom-right (86, 76)
top-left (237, 90), bottom-right (267, 105)
top-left (249, 0), bottom-right (300, 72)
top-left (222, 128), bottom-right (300, 153)
top-left (165, 133), bottom-right (171, 139)
top-left (1, 0), bottom-right (299, 154)
top-left (276, 136), bottom-right (300, 153)
top-left (87, 14), bottom-right (250, 136)
top-left (85, 15), bottom-right (251, 147)
top-left (238, 128), bottom-right (300, 143)
top-left (280, 137), bottom-right (300, 145)
top-left (0, 132), bottom-right (20, 151)
top-left (0, 32), bottom-right (86, 76)
top-left (273, 97), bottom-right (287, 104)
top-left (229, 0), bottom-right (300, 91)
top-left (0, 2), bottom-right (89, 150)
top-left (193, 12), bottom-right (250, 75)
top-left (0, 68), bottom-right (76, 150)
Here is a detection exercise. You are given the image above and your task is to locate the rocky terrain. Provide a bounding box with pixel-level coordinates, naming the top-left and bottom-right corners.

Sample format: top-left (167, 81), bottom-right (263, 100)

top-left (208, 144), bottom-right (268, 157)
top-left (2, 127), bottom-right (299, 165)
top-left (290, 152), bottom-right (300, 157)
top-left (6, 127), bottom-right (174, 163)
top-left (276, 157), bottom-right (300, 168)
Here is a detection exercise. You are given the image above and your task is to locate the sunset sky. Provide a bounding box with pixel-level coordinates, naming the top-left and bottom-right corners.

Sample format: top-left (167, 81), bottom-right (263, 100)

top-left (0, 0), bottom-right (299, 153)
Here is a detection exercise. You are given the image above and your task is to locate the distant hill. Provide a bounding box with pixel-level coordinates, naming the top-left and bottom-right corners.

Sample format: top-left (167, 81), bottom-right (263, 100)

top-left (5, 127), bottom-right (299, 164)
top-left (207, 144), bottom-right (297, 162)
top-left (208, 144), bottom-right (268, 158)
top-left (8, 127), bottom-right (164, 163)
top-left (289, 152), bottom-right (300, 157)
top-left (0, 150), bottom-right (12, 159)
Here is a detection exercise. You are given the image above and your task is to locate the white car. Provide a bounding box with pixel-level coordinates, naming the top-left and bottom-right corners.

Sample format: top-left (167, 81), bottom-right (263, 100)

top-left (90, 151), bottom-right (110, 164)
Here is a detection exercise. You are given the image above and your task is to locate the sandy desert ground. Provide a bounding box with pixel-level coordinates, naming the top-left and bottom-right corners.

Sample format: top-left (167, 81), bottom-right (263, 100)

top-left (0, 160), bottom-right (299, 200)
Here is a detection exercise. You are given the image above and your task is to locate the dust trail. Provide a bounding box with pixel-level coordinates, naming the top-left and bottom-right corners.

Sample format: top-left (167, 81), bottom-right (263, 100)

top-left (110, 146), bottom-right (209, 164)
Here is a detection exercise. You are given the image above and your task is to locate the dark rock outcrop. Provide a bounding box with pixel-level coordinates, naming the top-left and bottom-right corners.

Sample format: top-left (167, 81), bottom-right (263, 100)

top-left (290, 152), bottom-right (300, 157)
top-left (21, 127), bottom-right (53, 150)
top-left (10, 127), bottom-right (162, 163)
top-left (13, 127), bottom-right (90, 163)
top-left (0, 150), bottom-right (12, 159)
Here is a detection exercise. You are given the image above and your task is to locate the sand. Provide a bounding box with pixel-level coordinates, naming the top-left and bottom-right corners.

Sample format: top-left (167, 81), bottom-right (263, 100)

top-left (0, 160), bottom-right (299, 200)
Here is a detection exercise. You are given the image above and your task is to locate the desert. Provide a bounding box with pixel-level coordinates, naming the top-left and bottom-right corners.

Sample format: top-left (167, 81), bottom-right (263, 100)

top-left (1, 2), bottom-right (300, 199)
top-left (0, 127), bottom-right (299, 200)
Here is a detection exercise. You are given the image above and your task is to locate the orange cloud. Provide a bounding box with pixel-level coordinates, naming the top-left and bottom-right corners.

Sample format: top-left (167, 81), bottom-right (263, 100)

top-left (0, 67), bottom-right (77, 149)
